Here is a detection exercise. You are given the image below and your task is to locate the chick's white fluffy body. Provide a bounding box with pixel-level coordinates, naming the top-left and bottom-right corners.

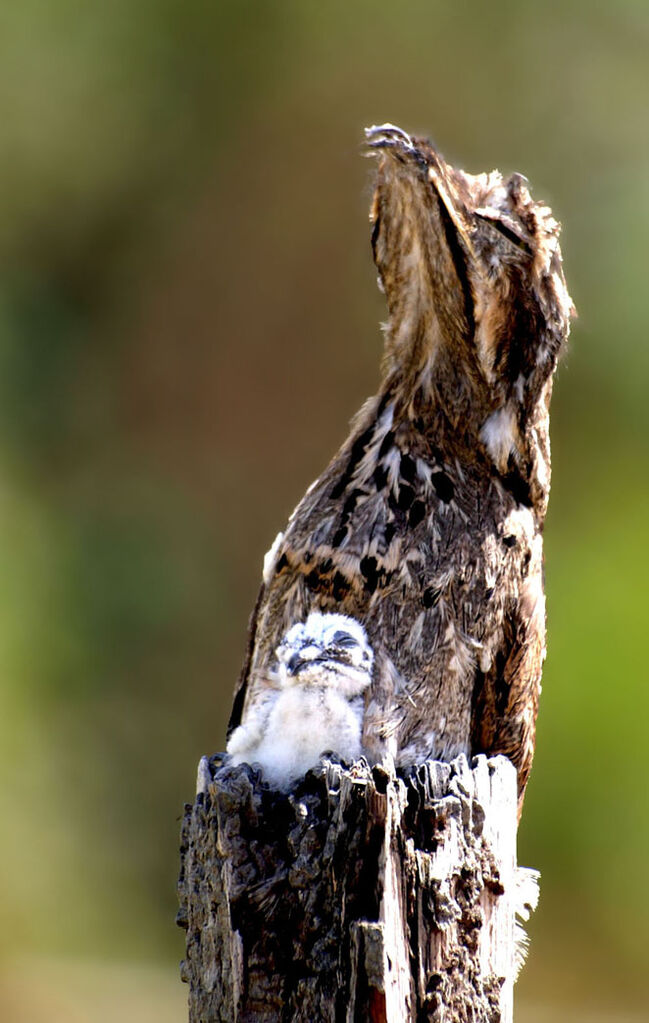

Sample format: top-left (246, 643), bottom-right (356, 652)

top-left (227, 612), bottom-right (373, 789)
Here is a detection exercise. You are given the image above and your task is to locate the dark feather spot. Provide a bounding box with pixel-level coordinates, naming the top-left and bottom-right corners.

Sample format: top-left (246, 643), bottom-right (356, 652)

top-left (502, 534), bottom-right (517, 549)
top-left (360, 556), bottom-right (380, 593)
top-left (275, 553), bottom-right (288, 574)
top-left (319, 557), bottom-right (333, 574)
top-left (373, 464), bottom-right (388, 490)
top-left (378, 430), bottom-right (395, 459)
top-left (330, 478), bottom-right (346, 500)
top-left (384, 522), bottom-right (396, 545)
top-left (376, 390), bottom-right (391, 416)
top-left (306, 570), bottom-right (320, 591)
top-left (330, 424), bottom-right (375, 499)
top-left (332, 527), bottom-right (348, 548)
top-left (333, 572), bottom-right (350, 601)
top-left (349, 426), bottom-right (375, 467)
top-left (499, 466), bottom-right (533, 507)
top-left (521, 550), bottom-right (531, 577)
top-left (397, 484), bottom-right (415, 511)
top-left (342, 490), bottom-right (362, 521)
top-left (388, 491), bottom-right (401, 516)
top-left (409, 500), bottom-right (426, 528)
top-left (422, 586), bottom-right (440, 608)
top-left (431, 472), bottom-right (454, 503)
top-left (485, 587), bottom-right (494, 601)
top-left (400, 454), bottom-right (417, 483)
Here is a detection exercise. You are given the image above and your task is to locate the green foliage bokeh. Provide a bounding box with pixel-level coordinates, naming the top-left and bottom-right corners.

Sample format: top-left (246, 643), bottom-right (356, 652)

top-left (0, 2), bottom-right (647, 1019)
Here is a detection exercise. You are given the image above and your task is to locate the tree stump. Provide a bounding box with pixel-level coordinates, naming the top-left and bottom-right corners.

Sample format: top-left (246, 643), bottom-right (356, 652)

top-left (177, 752), bottom-right (530, 1022)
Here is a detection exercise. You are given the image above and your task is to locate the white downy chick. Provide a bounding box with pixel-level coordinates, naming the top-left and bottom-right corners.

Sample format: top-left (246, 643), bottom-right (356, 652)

top-left (227, 612), bottom-right (373, 789)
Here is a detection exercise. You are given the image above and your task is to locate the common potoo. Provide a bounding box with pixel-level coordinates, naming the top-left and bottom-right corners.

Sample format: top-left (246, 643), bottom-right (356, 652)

top-left (227, 124), bottom-right (573, 814)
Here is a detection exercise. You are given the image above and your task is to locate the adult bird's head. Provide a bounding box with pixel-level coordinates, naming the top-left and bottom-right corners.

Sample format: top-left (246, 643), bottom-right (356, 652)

top-left (365, 123), bottom-right (574, 511)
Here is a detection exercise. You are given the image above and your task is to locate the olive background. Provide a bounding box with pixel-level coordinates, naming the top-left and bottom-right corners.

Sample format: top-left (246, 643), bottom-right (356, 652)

top-left (0, 2), bottom-right (647, 1020)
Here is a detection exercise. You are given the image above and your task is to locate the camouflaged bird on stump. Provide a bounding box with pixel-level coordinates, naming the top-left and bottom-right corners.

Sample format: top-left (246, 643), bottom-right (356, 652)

top-left (228, 124), bottom-right (573, 815)
top-left (179, 124), bottom-right (572, 1022)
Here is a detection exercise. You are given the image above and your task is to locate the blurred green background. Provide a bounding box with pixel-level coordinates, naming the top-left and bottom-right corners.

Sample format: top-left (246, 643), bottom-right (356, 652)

top-left (0, 1), bottom-right (647, 1020)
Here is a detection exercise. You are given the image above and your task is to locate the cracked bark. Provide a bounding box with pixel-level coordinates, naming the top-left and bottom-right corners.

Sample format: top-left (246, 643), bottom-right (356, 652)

top-left (177, 753), bottom-right (520, 1022)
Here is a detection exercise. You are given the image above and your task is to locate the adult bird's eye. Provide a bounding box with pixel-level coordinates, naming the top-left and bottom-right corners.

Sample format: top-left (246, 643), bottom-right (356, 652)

top-left (475, 212), bottom-right (532, 255)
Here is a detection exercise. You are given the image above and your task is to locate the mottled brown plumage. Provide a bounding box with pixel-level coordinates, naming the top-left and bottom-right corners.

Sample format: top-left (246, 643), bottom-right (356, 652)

top-left (228, 124), bottom-right (573, 814)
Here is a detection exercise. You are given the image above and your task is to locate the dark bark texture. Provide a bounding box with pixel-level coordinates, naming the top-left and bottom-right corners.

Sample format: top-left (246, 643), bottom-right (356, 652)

top-left (177, 753), bottom-right (519, 1022)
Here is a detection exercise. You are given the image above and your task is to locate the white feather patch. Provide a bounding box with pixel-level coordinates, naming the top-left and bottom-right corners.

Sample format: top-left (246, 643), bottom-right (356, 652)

top-left (262, 531), bottom-right (284, 585)
top-left (480, 405), bottom-right (518, 470)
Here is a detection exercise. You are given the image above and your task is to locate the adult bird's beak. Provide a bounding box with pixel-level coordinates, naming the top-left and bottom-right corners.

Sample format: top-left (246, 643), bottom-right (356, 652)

top-left (364, 124), bottom-right (478, 383)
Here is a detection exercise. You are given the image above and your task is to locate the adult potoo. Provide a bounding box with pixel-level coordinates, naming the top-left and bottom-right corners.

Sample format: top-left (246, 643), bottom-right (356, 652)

top-left (227, 124), bottom-right (573, 814)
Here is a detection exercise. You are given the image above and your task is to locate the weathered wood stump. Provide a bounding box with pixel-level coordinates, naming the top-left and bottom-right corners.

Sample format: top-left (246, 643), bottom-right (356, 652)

top-left (177, 753), bottom-right (524, 1022)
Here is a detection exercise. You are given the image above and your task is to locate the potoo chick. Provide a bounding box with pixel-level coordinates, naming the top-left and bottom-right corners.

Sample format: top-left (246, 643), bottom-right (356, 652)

top-left (227, 124), bottom-right (573, 814)
top-left (227, 612), bottom-right (373, 789)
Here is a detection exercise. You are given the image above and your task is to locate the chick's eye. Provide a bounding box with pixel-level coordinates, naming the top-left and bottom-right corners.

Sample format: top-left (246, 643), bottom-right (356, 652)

top-left (332, 631), bottom-right (359, 648)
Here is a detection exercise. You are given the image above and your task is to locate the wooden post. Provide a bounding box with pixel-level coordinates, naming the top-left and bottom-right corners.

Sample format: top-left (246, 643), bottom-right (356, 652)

top-left (177, 752), bottom-right (529, 1022)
